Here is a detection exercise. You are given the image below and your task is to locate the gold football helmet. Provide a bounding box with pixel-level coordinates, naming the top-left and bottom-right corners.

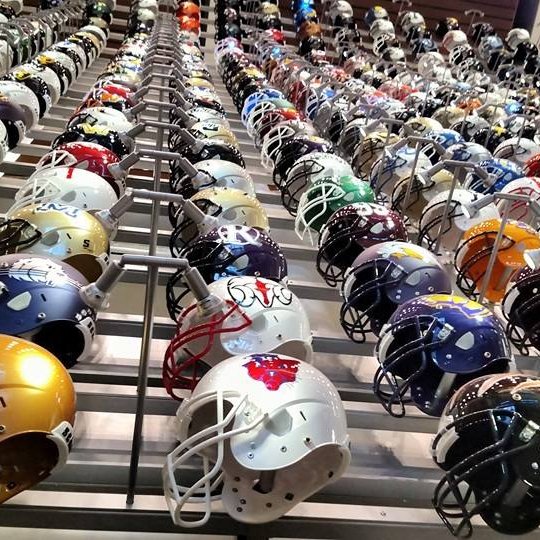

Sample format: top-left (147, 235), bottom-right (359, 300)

top-left (0, 335), bottom-right (76, 503)
top-left (1, 202), bottom-right (110, 282)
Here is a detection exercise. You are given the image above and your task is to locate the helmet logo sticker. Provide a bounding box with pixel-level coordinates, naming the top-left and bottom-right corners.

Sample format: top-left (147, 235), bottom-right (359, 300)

top-left (243, 353), bottom-right (300, 390)
top-left (35, 202), bottom-right (80, 218)
top-left (227, 277), bottom-right (292, 307)
top-left (7, 257), bottom-right (78, 287)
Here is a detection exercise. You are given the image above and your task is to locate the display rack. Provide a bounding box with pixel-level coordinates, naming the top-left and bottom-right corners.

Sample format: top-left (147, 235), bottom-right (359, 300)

top-left (1, 1), bottom-right (540, 539)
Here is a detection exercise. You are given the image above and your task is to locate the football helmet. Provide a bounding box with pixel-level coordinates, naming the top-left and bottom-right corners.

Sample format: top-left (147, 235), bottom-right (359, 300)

top-left (281, 153), bottom-right (353, 215)
top-left (163, 353), bottom-right (349, 526)
top-left (506, 28), bottom-right (531, 50)
top-left (9, 166), bottom-right (118, 216)
top-left (0, 334), bottom-right (76, 503)
top-left (5, 68), bottom-right (52, 118)
top-left (20, 62), bottom-right (61, 106)
top-left (441, 30), bottom-right (468, 52)
top-left (431, 106), bottom-right (467, 130)
top-left (273, 135), bottom-right (334, 189)
top-left (503, 262), bottom-right (540, 354)
top-left (435, 17), bottom-right (460, 39)
top-left (432, 374), bottom-right (540, 536)
top-left (0, 80), bottom-right (40, 130)
top-left (375, 294), bottom-right (511, 417)
top-left (341, 242), bottom-right (451, 342)
top-left (52, 124), bottom-right (132, 159)
top-left (370, 144), bottom-right (432, 200)
top-left (364, 5), bottom-right (388, 28)
top-left (418, 188), bottom-right (500, 254)
top-left (260, 120), bottom-right (316, 170)
top-left (317, 204), bottom-right (407, 287)
top-left (455, 219), bottom-right (540, 303)
top-left (0, 93), bottom-right (26, 149)
top-left (169, 187), bottom-right (269, 249)
top-left (163, 277), bottom-right (312, 393)
top-left (443, 142), bottom-right (492, 165)
top-left (392, 167), bottom-right (458, 225)
top-left (39, 51), bottom-right (76, 86)
top-left (0, 202), bottom-right (110, 282)
top-left (0, 254), bottom-right (96, 367)
top-left (352, 131), bottom-right (400, 180)
top-left (295, 176), bottom-right (375, 242)
top-left (493, 137), bottom-right (540, 166)
top-left (167, 225), bottom-right (287, 320)
top-left (498, 177), bottom-right (540, 222)
top-left (170, 159), bottom-right (255, 199)
top-left (240, 89), bottom-right (284, 126)
top-left (67, 107), bottom-right (134, 134)
top-left (37, 142), bottom-right (126, 197)
top-left (465, 158), bottom-right (524, 195)
top-left (174, 139), bottom-right (245, 169)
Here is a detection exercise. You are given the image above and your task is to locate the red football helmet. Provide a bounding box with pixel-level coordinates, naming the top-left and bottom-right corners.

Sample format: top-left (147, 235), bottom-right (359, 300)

top-left (176, 1), bottom-right (200, 19)
top-left (179, 15), bottom-right (200, 33)
top-left (92, 81), bottom-right (136, 103)
top-left (36, 141), bottom-right (126, 196)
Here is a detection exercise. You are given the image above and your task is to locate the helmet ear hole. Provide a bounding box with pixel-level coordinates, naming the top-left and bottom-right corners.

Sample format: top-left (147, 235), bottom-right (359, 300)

top-left (32, 321), bottom-right (86, 369)
top-left (0, 433), bottom-right (59, 503)
top-left (65, 254), bottom-right (102, 283)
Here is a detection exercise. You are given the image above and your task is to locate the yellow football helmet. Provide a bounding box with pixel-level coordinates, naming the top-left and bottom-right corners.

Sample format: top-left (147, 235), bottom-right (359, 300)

top-left (0, 335), bottom-right (76, 503)
top-left (1, 202), bottom-right (110, 282)
top-left (170, 187), bottom-right (270, 251)
top-left (455, 219), bottom-right (540, 303)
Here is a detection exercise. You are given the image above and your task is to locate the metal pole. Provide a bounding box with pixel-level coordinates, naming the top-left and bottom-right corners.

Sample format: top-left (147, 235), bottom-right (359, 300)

top-left (126, 16), bottom-right (170, 505)
top-left (477, 200), bottom-right (510, 304)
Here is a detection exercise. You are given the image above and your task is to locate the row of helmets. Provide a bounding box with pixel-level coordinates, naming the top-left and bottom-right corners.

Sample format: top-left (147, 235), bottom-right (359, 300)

top-left (0, 0), bottom-right (113, 161)
top-left (214, 1), bottom-right (540, 537)
top-left (0, 0), bottom-right (157, 505)
top-left (161, 1), bottom-right (352, 528)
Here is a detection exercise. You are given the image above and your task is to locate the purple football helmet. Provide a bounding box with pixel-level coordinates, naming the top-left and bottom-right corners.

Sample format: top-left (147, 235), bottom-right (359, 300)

top-left (374, 294), bottom-right (511, 417)
top-left (166, 225), bottom-right (287, 321)
top-left (317, 204), bottom-right (408, 287)
top-left (340, 241), bottom-right (452, 342)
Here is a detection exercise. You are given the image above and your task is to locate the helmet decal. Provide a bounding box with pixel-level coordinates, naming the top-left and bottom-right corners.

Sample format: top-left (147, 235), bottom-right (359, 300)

top-left (7, 257), bottom-right (82, 287)
top-left (227, 277), bottom-right (293, 307)
top-left (243, 353), bottom-right (300, 390)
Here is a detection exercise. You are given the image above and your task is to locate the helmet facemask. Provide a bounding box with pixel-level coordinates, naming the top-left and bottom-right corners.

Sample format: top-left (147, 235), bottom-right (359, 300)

top-left (0, 219), bottom-right (41, 254)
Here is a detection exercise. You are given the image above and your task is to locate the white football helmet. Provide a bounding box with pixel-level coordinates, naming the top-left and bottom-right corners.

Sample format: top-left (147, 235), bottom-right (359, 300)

top-left (19, 63), bottom-right (62, 105)
top-left (162, 276), bottom-right (313, 393)
top-left (418, 188), bottom-right (501, 253)
top-left (42, 50), bottom-right (78, 84)
top-left (493, 137), bottom-right (540, 166)
top-left (370, 19), bottom-right (395, 39)
top-left (68, 107), bottom-right (134, 134)
top-left (0, 40), bottom-right (14, 73)
top-left (0, 80), bottom-right (40, 129)
top-left (163, 353), bottom-right (350, 526)
top-left (260, 120), bottom-right (316, 170)
top-left (498, 177), bottom-right (540, 223)
top-left (185, 160), bottom-right (256, 196)
top-left (506, 28), bottom-right (530, 50)
top-left (8, 166), bottom-right (119, 215)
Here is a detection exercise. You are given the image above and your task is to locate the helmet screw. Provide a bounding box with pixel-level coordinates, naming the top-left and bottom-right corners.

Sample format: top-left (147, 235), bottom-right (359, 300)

top-left (0, 425), bottom-right (5, 433)
top-left (428, 286), bottom-right (434, 292)
top-left (280, 446), bottom-right (287, 453)
top-left (37, 312), bottom-right (46, 320)
top-left (513, 393), bottom-right (522, 401)
top-left (67, 248), bottom-right (72, 254)
top-left (247, 452), bottom-right (254, 459)
top-left (532, 462), bottom-right (539, 470)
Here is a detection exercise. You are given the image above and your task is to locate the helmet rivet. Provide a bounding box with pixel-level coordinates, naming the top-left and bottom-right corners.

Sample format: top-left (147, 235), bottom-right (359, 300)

top-left (428, 286), bottom-right (434, 292)
top-left (532, 462), bottom-right (539, 470)
top-left (446, 354), bottom-right (452, 359)
top-left (37, 312), bottom-right (46, 320)
top-left (484, 352), bottom-right (491, 358)
top-left (280, 446), bottom-right (287, 453)
top-left (247, 452), bottom-right (254, 459)
top-left (513, 393), bottom-right (522, 401)
top-left (67, 248), bottom-right (72, 254)
top-left (0, 425), bottom-right (5, 433)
